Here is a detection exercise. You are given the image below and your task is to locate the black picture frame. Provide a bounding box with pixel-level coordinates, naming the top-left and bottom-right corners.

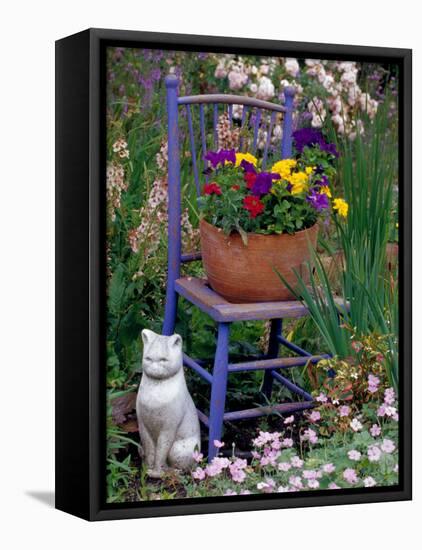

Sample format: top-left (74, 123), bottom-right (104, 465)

top-left (55, 28), bottom-right (412, 521)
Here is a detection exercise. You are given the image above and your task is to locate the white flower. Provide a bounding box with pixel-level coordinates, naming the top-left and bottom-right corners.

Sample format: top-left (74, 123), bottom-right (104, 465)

top-left (228, 69), bottom-right (248, 90)
top-left (285, 58), bottom-right (300, 77)
top-left (381, 439), bottom-right (396, 454)
top-left (350, 418), bottom-right (363, 432)
top-left (347, 450), bottom-right (362, 461)
top-left (256, 76), bottom-right (275, 100)
top-left (364, 476), bottom-right (376, 487)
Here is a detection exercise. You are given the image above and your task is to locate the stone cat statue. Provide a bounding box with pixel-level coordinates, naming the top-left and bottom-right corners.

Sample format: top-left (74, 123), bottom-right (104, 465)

top-left (136, 329), bottom-right (201, 478)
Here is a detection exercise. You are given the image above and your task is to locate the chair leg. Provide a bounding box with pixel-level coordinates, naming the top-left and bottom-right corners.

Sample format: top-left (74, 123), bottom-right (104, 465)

top-left (162, 286), bottom-right (179, 336)
top-left (208, 322), bottom-right (230, 461)
top-left (262, 319), bottom-right (282, 399)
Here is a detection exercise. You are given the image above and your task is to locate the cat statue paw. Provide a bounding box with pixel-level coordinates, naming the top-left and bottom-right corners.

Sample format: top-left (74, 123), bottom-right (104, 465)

top-left (136, 329), bottom-right (201, 478)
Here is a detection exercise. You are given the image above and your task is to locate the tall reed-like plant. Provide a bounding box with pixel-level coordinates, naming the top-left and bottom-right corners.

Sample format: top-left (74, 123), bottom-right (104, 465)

top-left (282, 90), bottom-right (399, 388)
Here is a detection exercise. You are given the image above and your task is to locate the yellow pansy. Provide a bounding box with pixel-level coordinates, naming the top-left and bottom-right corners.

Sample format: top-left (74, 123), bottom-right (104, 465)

top-left (289, 171), bottom-right (309, 194)
top-left (235, 152), bottom-right (258, 167)
top-left (333, 198), bottom-right (349, 217)
top-left (305, 166), bottom-right (314, 175)
top-left (320, 185), bottom-right (332, 198)
top-left (271, 159), bottom-right (297, 179)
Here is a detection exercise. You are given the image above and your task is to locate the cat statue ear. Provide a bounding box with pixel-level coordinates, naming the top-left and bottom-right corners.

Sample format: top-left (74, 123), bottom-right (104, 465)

top-left (169, 333), bottom-right (182, 348)
top-left (141, 328), bottom-right (157, 347)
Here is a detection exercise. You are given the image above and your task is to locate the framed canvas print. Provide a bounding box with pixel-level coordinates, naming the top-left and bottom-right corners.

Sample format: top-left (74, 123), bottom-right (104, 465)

top-left (55, 28), bottom-right (412, 521)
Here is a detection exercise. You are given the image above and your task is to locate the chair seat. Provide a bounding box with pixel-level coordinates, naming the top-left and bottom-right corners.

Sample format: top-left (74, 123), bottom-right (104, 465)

top-left (175, 277), bottom-right (313, 322)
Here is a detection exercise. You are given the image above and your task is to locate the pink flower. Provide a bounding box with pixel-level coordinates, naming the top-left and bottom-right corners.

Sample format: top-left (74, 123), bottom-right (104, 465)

top-left (316, 392), bottom-right (328, 403)
top-left (338, 405), bottom-right (351, 417)
top-left (347, 450), bottom-right (362, 461)
top-left (367, 374), bottom-right (380, 393)
top-left (322, 463), bottom-right (336, 474)
top-left (370, 424), bottom-right (381, 437)
top-left (384, 387), bottom-right (396, 405)
top-left (381, 439), bottom-right (396, 454)
top-left (213, 440), bottom-right (224, 449)
top-left (278, 462), bottom-right (292, 472)
top-left (301, 428), bottom-right (318, 445)
top-left (367, 445), bottom-right (382, 462)
top-left (281, 438), bottom-right (294, 448)
top-left (350, 418), bottom-right (363, 432)
top-left (224, 489), bottom-right (237, 496)
top-left (328, 482), bottom-right (340, 489)
top-left (289, 475), bottom-right (303, 489)
top-left (364, 476), bottom-right (376, 487)
top-left (205, 456), bottom-right (230, 476)
top-left (257, 478), bottom-right (276, 493)
top-left (251, 451), bottom-right (261, 460)
top-left (284, 415), bottom-right (295, 424)
top-left (309, 411), bottom-right (321, 423)
top-left (192, 451), bottom-right (203, 463)
top-left (303, 469), bottom-right (321, 480)
top-left (229, 458), bottom-right (247, 482)
top-left (271, 439), bottom-right (282, 450)
top-left (277, 485), bottom-right (290, 493)
top-left (252, 431), bottom-right (275, 448)
top-left (260, 449), bottom-right (280, 467)
top-left (230, 468), bottom-right (246, 483)
top-left (192, 467), bottom-right (206, 480)
top-left (307, 479), bottom-right (320, 489)
top-left (343, 468), bottom-right (358, 484)
top-left (351, 340), bottom-right (363, 352)
top-left (291, 456), bottom-right (304, 468)
top-left (240, 490), bottom-right (251, 495)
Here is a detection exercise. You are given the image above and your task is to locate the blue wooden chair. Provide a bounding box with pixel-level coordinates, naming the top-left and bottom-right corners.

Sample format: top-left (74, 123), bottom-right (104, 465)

top-left (162, 74), bottom-right (327, 461)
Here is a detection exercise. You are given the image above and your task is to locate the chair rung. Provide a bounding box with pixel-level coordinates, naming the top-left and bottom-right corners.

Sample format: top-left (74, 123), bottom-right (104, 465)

top-left (272, 370), bottom-right (313, 401)
top-left (228, 354), bottom-right (326, 373)
top-left (183, 353), bottom-right (213, 383)
top-left (223, 401), bottom-right (313, 422)
top-left (181, 251), bottom-right (202, 263)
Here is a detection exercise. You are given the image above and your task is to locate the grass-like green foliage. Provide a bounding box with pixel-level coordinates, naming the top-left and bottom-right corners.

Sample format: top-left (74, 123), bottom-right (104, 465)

top-left (278, 92), bottom-right (398, 388)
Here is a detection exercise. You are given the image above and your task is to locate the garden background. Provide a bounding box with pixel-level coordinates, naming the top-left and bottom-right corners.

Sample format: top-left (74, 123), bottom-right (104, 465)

top-left (106, 48), bottom-right (400, 503)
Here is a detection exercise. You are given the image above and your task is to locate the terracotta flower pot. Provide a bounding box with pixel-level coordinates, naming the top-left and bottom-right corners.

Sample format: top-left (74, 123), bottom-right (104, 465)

top-left (200, 219), bottom-right (319, 303)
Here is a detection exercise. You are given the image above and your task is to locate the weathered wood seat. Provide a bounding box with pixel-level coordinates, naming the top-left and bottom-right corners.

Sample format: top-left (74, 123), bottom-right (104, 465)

top-left (175, 277), bottom-right (311, 322)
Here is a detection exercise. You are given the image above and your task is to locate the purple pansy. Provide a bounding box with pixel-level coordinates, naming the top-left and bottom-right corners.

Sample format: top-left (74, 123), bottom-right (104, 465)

top-left (306, 189), bottom-right (329, 211)
top-left (251, 172), bottom-right (280, 196)
top-left (205, 149), bottom-right (236, 168)
top-left (240, 159), bottom-right (257, 173)
top-left (293, 128), bottom-right (339, 158)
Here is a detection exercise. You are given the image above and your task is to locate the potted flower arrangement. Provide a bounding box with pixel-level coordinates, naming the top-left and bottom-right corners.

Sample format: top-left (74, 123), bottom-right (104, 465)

top-left (198, 128), bottom-right (348, 303)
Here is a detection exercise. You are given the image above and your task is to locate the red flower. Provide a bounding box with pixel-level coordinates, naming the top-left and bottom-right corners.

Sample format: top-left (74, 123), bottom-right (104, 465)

top-left (243, 195), bottom-right (265, 218)
top-left (203, 182), bottom-right (222, 196)
top-left (231, 184), bottom-right (240, 191)
top-left (244, 172), bottom-right (257, 190)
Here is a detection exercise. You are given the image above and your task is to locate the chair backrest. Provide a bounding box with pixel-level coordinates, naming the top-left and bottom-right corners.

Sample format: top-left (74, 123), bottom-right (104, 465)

top-left (164, 73), bottom-right (296, 283)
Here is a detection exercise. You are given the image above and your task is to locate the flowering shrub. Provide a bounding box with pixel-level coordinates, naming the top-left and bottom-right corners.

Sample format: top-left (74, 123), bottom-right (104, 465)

top-left (198, 129), bottom-right (347, 239)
